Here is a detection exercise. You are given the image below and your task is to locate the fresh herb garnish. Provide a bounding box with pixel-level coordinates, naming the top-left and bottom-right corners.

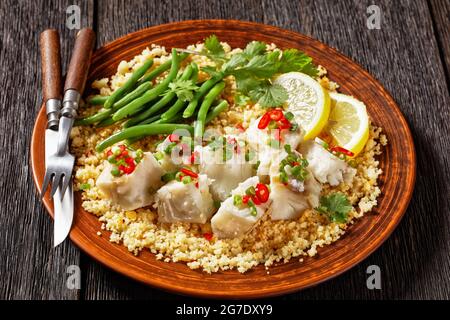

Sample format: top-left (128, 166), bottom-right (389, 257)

top-left (279, 144), bottom-right (309, 182)
top-left (203, 35), bottom-right (226, 61)
top-left (163, 79), bottom-right (199, 102)
top-left (316, 193), bottom-right (352, 223)
top-left (202, 36), bottom-right (318, 108)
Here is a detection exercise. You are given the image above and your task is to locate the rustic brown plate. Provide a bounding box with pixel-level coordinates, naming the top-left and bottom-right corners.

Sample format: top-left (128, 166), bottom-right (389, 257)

top-left (31, 20), bottom-right (416, 299)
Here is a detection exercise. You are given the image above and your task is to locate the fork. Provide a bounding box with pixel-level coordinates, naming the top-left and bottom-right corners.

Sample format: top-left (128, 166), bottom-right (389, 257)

top-left (41, 28), bottom-right (96, 199)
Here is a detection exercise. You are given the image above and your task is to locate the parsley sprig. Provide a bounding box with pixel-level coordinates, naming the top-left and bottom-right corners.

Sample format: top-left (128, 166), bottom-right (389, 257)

top-left (202, 35), bottom-right (318, 108)
top-left (316, 193), bottom-right (352, 223)
top-left (163, 79), bottom-right (199, 102)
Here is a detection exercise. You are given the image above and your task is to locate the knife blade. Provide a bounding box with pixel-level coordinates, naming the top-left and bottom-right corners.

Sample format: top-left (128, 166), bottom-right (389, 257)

top-left (40, 29), bottom-right (74, 247)
top-left (45, 129), bottom-right (74, 247)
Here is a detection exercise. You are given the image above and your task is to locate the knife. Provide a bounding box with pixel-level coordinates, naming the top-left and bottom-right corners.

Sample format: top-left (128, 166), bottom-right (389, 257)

top-left (40, 29), bottom-right (74, 247)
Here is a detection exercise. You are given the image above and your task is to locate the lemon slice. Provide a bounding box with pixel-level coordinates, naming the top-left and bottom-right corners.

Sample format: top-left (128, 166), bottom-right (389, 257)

top-left (325, 92), bottom-right (369, 156)
top-left (274, 72), bottom-right (330, 140)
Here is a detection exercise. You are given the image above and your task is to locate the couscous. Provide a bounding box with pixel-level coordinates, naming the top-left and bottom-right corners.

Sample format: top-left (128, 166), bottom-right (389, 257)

top-left (71, 37), bottom-right (387, 273)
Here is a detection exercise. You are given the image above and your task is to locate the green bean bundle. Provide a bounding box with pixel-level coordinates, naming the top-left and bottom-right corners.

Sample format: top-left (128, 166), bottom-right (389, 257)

top-left (112, 49), bottom-right (181, 121)
top-left (104, 58), bottom-right (153, 109)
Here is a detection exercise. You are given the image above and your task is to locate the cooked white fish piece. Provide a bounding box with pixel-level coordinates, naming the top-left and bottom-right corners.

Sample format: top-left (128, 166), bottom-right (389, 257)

top-left (270, 175), bottom-right (322, 220)
top-left (245, 116), bottom-right (303, 178)
top-left (155, 136), bottom-right (191, 172)
top-left (96, 152), bottom-right (164, 211)
top-left (268, 149), bottom-right (322, 220)
top-left (198, 135), bottom-right (254, 201)
top-left (156, 174), bottom-right (215, 224)
top-left (299, 141), bottom-right (356, 186)
top-left (211, 176), bottom-right (270, 239)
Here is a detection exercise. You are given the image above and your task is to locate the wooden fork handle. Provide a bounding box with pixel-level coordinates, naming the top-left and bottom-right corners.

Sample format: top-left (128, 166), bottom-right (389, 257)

top-left (40, 29), bottom-right (62, 102)
top-left (64, 28), bottom-right (96, 93)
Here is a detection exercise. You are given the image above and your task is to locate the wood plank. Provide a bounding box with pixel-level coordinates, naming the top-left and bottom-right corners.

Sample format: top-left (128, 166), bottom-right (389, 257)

top-left (0, 0), bottom-right (93, 299)
top-left (81, 0), bottom-right (450, 300)
top-left (281, 0), bottom-right (450, 300)
top-left (429, 0), bottom-right (450, 81)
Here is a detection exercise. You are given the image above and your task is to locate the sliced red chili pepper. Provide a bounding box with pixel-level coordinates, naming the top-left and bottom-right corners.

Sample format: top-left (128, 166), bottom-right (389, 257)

top-left (168, 133), bottom-right (179, 142)
top-left (235, 123), bottom-right (246, 132)
top-left (258, 112), bottom-right (271, 129)
top-left (180, 168), bottom-right (198, 178)
top-left (106, 150), bottom-right (113, 157)
top-left (125, 157), bottom-right (134, 165)
top-left (251, 195), bottom-right (261, 205)
top-left (277, 117), bottom-right (291, 130)
top-left (292, 161), bottom-right (300, 166)
top-left (255, 183), bottom-right (270, 203)
top-left (242, 195), bottom-right (251, 204)
top-left (123, 166), bottom-right (134, 174)
top-left (330, 146), bottom-right (354, 157)
top-left (269, 109), bottom-right (283, 121)
top-left (121, 150), bottom-right (128, 157)
top-left (119, 145), bottom-right (126, 152)
top-left (118, 164), bottom-right (126, 172)
top-left (195, 181), bottom-right (199, 188)
top-left (203, 232), bottom-right (213, 241)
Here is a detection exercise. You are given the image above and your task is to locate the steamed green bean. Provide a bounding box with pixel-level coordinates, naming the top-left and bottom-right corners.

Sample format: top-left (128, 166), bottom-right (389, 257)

top-left (104, 58), bottom-right (153, 109)
top-left (96, 123), bottom-right (194, 152)
top-left (112, 49), bottom-right (181, 121)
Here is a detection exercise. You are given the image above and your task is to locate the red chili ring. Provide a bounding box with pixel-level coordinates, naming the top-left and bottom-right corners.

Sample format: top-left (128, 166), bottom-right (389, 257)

top-left (258, 113), bottom-right (271, 129)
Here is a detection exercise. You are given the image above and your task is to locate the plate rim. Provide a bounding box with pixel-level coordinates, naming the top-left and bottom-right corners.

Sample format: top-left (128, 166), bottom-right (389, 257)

top-left (30, 19), bottom-right (416, 299)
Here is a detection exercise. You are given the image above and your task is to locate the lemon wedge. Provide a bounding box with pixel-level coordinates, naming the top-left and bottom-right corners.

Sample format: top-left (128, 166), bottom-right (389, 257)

top-left (325, 92), bottom-right (369, 156)
top-left (274, 72), bottom-right (330, 140)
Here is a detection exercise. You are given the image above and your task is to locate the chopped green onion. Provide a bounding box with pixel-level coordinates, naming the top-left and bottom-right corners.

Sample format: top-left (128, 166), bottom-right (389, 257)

top-left (284, 144), bottom-right (291, 153)
top-left (80, 183), bottom-right (91, 190)
top-left (245, 186), bottom-right (256, 196)
top-left (111, 166), bottom-right (120, 176)
top-left (164, 142), bottom-right (177, 155)
top-left (284, 111), bottom-right (294, 121)
top-left (233, 195), bottom-right (243, 206)
top-left (154, 151), bottom-right (164, 161)
top-left (182, 176), bottom-right (192, 184)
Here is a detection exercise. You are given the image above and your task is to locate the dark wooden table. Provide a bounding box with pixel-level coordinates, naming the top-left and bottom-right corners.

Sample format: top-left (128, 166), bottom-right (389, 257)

top-left (1, 0), bottom-right (449, 300)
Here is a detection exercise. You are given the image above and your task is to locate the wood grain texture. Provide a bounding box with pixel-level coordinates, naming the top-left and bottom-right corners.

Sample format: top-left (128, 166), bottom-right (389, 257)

top-left (0, 0), bottom-right (94, 300)
top-left (32, 20), bottom-right (415, 299)
top-left (40, 29), bottom-right (62, 102)
top-left (64, 28), bottom-right (96, 93)
top-left (429, 0), bottom-right (450, 82)
top-left (1, 0), bottom-right (449, 300)
top-left (85, 0), bottom-right (448, 300)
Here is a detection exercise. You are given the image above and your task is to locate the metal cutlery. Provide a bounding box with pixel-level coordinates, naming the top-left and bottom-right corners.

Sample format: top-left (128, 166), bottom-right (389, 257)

top-left (41, 28), bottom-right (96, 200)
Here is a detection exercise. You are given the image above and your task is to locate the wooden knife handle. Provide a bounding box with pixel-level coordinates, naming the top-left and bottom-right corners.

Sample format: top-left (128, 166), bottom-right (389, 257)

top-left (39, 29), bottom-right (62, 102)
top-left (64, 28), bottom-right (96, 93)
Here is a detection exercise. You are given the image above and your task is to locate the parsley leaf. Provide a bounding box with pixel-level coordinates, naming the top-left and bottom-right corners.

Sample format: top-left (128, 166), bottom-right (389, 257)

top-left (279, 49), bottom-right (318, 76)
top-left (234, 94), bottom-right (250, 106)
top-left (316, 193), bottom-right (352, 223)
top-left (201, 35), bottom-right (319, 108)
top-left (234, 72), bottom-right (263, 94)
top-left (234, 55), bottom-right (279, 78)
top-left (248, 83), bottom-right (288, 108)
top-left (204, 35), bottom-right (225, 60)
top-left (243, 41), bottom-right (267, 58)
top-left (201, 66), bottom-right (223, 78)
top-left (164, 79), bottom-right (199, 102)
